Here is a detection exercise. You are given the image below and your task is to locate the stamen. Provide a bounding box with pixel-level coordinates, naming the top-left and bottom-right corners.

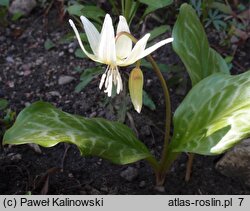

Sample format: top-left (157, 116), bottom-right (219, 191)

top-left (99, 73), bottom-right (106, 90)
top-left (104, 72), bottom-right (113, 97)
top-left (99, 66), bottom-right (109, 90)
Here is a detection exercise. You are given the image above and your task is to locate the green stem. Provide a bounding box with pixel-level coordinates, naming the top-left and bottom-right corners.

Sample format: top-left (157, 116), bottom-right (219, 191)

top-left (116, 31), bottom-right (174, 185)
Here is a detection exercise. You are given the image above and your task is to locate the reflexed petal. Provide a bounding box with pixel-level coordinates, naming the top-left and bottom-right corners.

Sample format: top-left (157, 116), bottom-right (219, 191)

top-left (139, 37), bottom-right (174, 59)
top-left (69, 19), bottom-right (101, 63)
top-left (118, 33), bottom-right (150, 66)
top-left (80, 16), bottom-right (100, 55)
top-left (116, 16), bottom-right (132, 59)
top-left (98, 14), bottom-right (116, 64)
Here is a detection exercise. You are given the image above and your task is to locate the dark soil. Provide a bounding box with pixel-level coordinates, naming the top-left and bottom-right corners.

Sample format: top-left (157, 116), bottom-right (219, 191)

top-left (0, 6), bottom-right (250, 195)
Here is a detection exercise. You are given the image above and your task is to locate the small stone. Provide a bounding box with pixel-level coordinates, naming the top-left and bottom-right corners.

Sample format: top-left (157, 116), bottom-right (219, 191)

top-left (8, 153), bottom-right (22, 161)
top-left (35, 58), bottom-right (44, 66)
top-left (49, 91), bottom-right (61, 97)
top-left (6, 56), bottom-right (14, 63)
top-left (28, 143), bottom-right (42, 154)
top-left (89, 112), bottom-right (97, 118)
top-left (154, 185), bottom-right (165, 192)
top-left (59, 51), bottom-right (64, 57)
top-left (120, 167), bottom-right (138, 182)
top-left (24, 102), bottom-right (31, 107)
top-left (9, 0), bottom-right (37, 16)
top-left (139, 181), bottom-right (146, 188)
top-left (216, 139), bottom-right (250, 187)
top-left (7, 81), bottom-right (15, 88)
top-left (68, 48), bottom-right (74, 53)
top-left (58, 75), bottom-right (75, 85)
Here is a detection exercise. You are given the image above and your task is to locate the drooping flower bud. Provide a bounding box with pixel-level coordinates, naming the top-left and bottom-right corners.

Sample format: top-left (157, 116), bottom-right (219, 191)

top-left (129, 68), bottom-right (144, 113)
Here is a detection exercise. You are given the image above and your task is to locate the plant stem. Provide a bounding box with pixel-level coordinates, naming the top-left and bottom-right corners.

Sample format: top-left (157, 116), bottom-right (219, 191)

top-left (116, 31), bottom-right (174, 185)
top-left (185, 153), bottom-right (195, 182)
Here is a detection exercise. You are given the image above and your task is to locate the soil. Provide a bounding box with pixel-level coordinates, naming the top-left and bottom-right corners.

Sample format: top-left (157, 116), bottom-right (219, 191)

top-left (0, 5), bottom-right (250, 195)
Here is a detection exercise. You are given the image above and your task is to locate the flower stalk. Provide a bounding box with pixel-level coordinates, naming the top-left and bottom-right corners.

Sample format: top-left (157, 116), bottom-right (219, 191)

top-left (116, 31), bottom-right (176, 185)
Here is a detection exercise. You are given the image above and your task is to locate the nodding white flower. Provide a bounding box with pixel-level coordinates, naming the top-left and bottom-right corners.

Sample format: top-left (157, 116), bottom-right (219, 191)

top-left (69, 14), bottom-right (173, 97)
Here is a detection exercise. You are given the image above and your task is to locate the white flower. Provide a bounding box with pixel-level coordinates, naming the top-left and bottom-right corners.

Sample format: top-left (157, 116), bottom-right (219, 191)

top-left (69, 14), bottom-right (173, 97)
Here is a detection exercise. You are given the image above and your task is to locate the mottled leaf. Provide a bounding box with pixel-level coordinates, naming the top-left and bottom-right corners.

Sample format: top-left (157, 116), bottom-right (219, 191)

top-left (3, 102), bottom-right (152, 164)
top-left (170, 71), bottom-right (250, 155)
top-left (172, 3), bottom-right (229, 86)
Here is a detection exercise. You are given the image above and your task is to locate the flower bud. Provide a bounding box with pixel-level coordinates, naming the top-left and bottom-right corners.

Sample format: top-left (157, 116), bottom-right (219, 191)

top-left (129, 68), bottom-right (144, 113)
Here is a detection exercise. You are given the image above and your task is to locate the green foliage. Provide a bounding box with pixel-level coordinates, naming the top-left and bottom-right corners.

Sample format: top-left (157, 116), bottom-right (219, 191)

top-left (74, 48), bottom-right (86, 58)
top-left (11, 12), bottom-right (23, 21)
top-left (75, 66), bottom-right (103, 93)
top-left (170, 71), bottom-right (250, 155)
top-left (140, 59), bottom-right (169, 73)
top-left (143, 91), bottom-right (156, 111)
top-left (0, 99), bottom-right (15, 137)
top-left (0, 99), bottom-right (8, 110)
top-left (67, 4), bottom-right (105, 25)
top-left (0, 0), bottom-right (9, 7)
top-left (148, 25), bottom-right (171, 42)
top-left (3, 102), bottom-right (152, 165)
top-left (172, 3), bottom-right (229, 86)
top-left (139, 0), bottom-right (173, 17)
top-left (44, 39), bottom-right (55, 50)
top-left (204, 9), bottom-right (226, 31)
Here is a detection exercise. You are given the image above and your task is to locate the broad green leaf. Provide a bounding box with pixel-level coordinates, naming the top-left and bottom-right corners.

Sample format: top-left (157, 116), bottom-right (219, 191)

top-left (67, 4), bottom-right (85, 17)
top-left (67, 5), bottom-right (105, 25)
top-left (170, 71), bottom-right (250, 155)
top-left (81, 6), bottom-right (105, 20)
top-left (148, 25), bottom-right (170, 42)
top-left (141, 0), bottom-right (173, 16)
top-left (139, 0), bottom-right (172, 9)
top-left (3, 102), bottom-right (152, 165)
top-left (0, 99), bottom-right (8, 110)
top-left (75, 66), bottom-right (103, 93)
top-left (172, 3), bottom-right (229, 86)
top-left (210, 2), bottom-right (232, 14)
top-left (44, 39), bottom-right (55, 50)
top-left (143, 91), bottom-right (156, 110)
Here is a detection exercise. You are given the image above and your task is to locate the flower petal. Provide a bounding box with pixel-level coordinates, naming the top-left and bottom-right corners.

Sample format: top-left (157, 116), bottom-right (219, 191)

top-left (129, 68), bottom-right (143, 113)
top-left (139, 37), bottom-right (174, 59)
top-left (118, 33), bottom-right (150, 66)
top-left (69, 19), bottom-right (101, 63)
top-left (80, 16), bottom-right (100, 55)
top-left (98, 14), bottom-right (116, 64)
top-left (116, 16), bottom-right (132, 59)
